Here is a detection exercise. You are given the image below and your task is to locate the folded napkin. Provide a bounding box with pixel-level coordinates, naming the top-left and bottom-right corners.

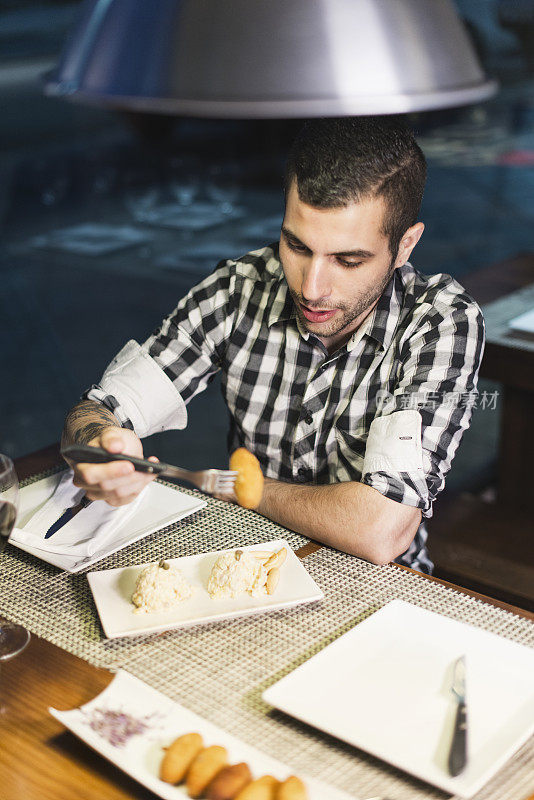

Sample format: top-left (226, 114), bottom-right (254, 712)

top-left (12, 470), bottom-right (147, 559)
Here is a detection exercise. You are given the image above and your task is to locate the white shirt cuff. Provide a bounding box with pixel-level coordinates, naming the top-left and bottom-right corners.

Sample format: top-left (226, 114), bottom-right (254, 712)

top-left (96, 340), bottom-right (187, 437)
top-left (362, 409), bottom-right (424, 475)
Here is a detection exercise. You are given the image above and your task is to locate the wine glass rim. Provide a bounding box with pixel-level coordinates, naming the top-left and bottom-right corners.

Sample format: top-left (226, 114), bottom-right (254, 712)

top-left (0, 454), bottom-right (15, 477)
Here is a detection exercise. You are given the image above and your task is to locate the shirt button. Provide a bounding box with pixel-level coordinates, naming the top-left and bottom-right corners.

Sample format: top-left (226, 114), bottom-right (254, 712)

top-left (297, 467), bottom-right (308, 480)
top-left (304, 413), bottom-right (313, 425)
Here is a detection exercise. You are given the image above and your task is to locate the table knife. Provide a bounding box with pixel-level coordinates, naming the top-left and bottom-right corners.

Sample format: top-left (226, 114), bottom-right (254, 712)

top-left (448, 654), bottom-right (468, 776)
top-left (44, 495), bottom-right (92, 539)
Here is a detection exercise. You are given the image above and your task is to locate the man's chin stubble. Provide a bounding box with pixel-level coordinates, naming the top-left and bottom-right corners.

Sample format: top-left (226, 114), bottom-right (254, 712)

top-left (297, 308), bottom-right (353, 340)
top-left (291, 266), bottom-right (395, 341)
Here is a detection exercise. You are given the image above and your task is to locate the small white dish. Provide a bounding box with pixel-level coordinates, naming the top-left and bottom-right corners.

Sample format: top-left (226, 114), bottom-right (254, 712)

top-left (263, 599), bottom-right (534, 798)
top-left (11, 473), bottom-right (206, 572)
top-left (87, 540), bottom-right (323, 639)
top-left (49, 670), bottom-right (353, 800)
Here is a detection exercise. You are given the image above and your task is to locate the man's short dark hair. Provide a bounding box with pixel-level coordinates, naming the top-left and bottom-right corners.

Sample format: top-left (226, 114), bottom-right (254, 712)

top-left (284, 116), bottom-right (427, 258)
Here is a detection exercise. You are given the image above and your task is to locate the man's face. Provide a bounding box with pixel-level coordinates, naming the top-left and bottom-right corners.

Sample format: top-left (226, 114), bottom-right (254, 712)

top-left (280, 180), bottom-right (422, 351)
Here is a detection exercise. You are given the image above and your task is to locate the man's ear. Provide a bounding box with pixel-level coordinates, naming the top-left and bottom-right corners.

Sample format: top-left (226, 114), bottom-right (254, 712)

top-left (394, 222), bottom-right (425, 268)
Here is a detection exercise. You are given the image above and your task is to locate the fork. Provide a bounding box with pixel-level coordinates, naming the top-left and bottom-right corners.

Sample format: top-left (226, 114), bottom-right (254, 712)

top-left (61, 444), bottom-right (237, 496)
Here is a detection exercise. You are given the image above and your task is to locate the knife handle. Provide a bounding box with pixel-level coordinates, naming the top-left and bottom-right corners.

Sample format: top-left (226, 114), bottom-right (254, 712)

top-left (448, 700), bottom-right (467, 776)
top-left (62, 444), bottom-right (167, 475)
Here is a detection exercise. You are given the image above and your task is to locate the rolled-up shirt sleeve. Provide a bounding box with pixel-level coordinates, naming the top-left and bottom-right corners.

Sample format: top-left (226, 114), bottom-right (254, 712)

top-left (85, 259), bottom-right (238, 438)
top-left (85, 339), bottom-right (188, 437)
top-left (361, 297), bottom-right (485, 517)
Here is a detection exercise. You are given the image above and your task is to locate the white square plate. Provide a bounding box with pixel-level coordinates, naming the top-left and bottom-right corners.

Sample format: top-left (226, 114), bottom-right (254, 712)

top-left (49, 670), bottom-right (353, 800)
top-left (87, 540), bottom-right (323, 638)
top-left (262, 600), bottom-right (534, 798)
top-left (11, 474), bottom-right (206, 572)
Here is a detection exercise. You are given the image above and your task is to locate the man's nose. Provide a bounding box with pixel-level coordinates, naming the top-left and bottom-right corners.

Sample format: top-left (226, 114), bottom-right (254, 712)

top-left (301, 257), bottom-right (331, 302)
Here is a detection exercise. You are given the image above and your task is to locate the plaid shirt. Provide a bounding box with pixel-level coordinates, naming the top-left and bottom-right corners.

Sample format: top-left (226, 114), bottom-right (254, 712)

top-left (87, 244), bottom-right (485, 573)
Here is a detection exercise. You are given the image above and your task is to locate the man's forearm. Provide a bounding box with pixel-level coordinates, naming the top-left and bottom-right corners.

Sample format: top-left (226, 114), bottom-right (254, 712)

top-left (256, 478), bottom-right (420, 565)
top-left (61, 400), bottom-right (121, 448)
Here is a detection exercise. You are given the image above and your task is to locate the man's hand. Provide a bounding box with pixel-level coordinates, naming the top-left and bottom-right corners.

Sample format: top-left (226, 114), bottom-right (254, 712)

top-left (66, 427), bottom-right (158, 507)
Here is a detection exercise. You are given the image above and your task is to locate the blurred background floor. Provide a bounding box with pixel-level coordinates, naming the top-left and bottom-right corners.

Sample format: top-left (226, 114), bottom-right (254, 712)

top-left (1, 2), bottom-right (533, 605)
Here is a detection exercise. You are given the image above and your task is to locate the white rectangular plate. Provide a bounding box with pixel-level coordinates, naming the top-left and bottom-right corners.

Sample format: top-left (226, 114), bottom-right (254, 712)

top-left (263, 600), bottom-right (534, 798)
top-left (49, 670), bottom-right (353, 800)
top-left (87, 540), bottom-right (323, 638)
top-left (11, 474), bottom-right (206, 572)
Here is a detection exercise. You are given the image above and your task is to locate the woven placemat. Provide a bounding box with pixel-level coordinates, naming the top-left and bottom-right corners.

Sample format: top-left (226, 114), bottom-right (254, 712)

top-left (1, 469), bottom-right (533, 800)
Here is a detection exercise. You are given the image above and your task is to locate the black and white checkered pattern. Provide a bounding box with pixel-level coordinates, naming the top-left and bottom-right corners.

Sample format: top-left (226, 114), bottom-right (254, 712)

top-left (86, 244), bottom-right (485, 573)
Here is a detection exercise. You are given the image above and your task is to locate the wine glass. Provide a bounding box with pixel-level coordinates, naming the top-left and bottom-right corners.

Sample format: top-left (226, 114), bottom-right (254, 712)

top-left (169, 155), bottom-right (201, 207)
top-left (122, 165), bottom-right (160, 223)
top-left (32, 158), bottom-right (70, 209)
top-left (0, 455), bottom-right (30, 666)
top-left (205, 161), bottom-right (241, 215)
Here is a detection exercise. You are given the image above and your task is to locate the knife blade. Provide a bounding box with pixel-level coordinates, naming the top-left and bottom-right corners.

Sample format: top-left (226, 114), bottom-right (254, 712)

top-left (448, 655), bottom-right (468, 776)
top-left (44, 495), bottom-right (92, 539)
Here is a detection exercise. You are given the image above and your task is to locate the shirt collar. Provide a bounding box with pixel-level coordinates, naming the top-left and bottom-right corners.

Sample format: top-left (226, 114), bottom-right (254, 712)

top-left (345, 266), bottom-right (405, 352)
top-left (267, 264), bottom-right (298, 328)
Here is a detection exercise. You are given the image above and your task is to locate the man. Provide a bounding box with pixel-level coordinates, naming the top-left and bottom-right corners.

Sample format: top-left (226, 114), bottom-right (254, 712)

top-left (62, 117), bottom-right (484, 573)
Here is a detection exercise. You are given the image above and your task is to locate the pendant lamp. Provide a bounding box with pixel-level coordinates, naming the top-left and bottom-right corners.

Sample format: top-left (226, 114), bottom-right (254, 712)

top-left (45, 0), bottom-right (497, 116)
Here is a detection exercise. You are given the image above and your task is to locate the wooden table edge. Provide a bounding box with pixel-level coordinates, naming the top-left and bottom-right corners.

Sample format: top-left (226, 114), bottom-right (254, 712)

top-left (393, 563), bottom-right (534, 621)
top-left (294, 543), bottom-right (534, 621)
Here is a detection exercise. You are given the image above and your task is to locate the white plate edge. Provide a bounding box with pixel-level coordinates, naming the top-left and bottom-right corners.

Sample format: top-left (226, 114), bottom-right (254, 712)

top-left (11, 478), bottom-right (207, 572)
top-left (261, 599), bottom-right (534, 797)
top-left (87, 539), bottom-right (324, 638)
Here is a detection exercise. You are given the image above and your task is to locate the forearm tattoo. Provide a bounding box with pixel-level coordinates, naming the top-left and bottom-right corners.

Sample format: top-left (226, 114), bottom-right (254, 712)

top-left (62, 400), bottom-right (119, 446)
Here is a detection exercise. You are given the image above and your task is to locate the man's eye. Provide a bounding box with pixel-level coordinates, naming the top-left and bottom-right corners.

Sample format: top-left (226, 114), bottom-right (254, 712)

top-left (337, 258), bottom-right (362, 268)
top-left (287, 240), bottom-right (308, 253)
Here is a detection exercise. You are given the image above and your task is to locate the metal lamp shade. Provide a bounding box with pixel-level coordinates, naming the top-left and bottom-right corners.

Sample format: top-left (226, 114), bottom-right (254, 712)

top-left (45, 0), bottom-right (498, 117)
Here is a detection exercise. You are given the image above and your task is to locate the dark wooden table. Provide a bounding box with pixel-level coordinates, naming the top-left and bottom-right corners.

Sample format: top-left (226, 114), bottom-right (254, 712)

top-left (0, 635), bottom-right (146, 800)
top-left (1, 445), bottom-right (532, 800)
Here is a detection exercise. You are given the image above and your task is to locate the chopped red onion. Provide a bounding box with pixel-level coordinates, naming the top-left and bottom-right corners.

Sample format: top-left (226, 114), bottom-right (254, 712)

top-left (82, 706), bottom-right (156, 747)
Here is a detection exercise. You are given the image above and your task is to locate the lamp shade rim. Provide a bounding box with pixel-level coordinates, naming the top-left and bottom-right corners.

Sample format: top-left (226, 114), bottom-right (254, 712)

top-left (44, 78), bottom-right (499, 118)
